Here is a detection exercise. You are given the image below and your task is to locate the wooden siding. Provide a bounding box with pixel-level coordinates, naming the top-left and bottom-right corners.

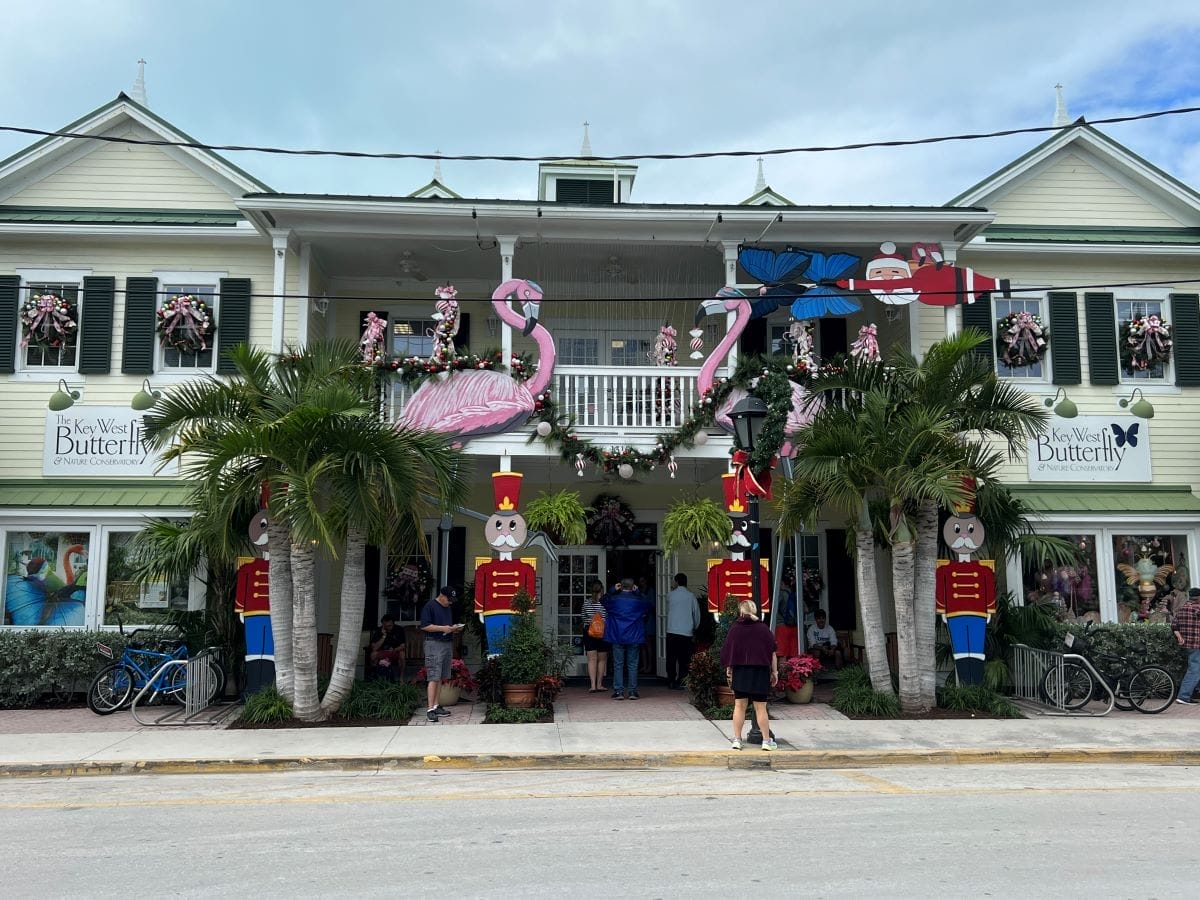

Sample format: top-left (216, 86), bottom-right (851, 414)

top-left (3, 141), bottom-right (238, 210)
top-left (987, 152), bottom-right (1181, 227)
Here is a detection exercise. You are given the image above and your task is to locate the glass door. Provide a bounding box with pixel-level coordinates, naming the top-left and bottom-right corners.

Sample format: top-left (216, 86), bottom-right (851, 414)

top-left (556, 550), bottom-right (604, 673)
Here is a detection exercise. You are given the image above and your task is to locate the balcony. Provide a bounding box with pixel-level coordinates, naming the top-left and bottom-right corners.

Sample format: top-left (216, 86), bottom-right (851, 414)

top-left (386, 364), bottom-right (711, 437)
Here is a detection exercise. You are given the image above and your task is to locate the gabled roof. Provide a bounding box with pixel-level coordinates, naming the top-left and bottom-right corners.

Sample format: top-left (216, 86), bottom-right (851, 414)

top-left (947, 120), bottom-right (1200, 221)
top-left (0, 93), bottom-right (272, 198)
top-left (740, 185), bottom-right (794, 206)
top-left (408, 178), bottom-right (462, 200)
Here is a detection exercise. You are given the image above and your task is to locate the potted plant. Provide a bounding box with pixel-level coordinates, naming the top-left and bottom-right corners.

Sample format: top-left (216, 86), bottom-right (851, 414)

top-left (707, 599), bottom-right (739, 707)
top-left (778, 654), bottom-right (822, 703)
top-left (662, 494), bottom-right (730, 555)
top-left (414, 658), bottom-right (478, 708)
top-left (498, 591), bottom-right (550, 708)
top-left (524, 489), bottom-right (587, 545)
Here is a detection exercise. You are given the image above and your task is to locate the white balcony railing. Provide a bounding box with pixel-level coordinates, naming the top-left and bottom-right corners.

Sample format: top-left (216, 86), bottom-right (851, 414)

top-left (386, 364), bottom-right (707, 433)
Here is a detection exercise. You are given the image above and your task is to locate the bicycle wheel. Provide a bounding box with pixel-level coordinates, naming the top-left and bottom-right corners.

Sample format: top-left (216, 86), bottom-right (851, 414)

top-left (1128, 666), bottom-right (1177, 714)
top-left (87, 663), bottom-right (134, 715)
top-left (164, 664), bottom-right (188, 705)
top-left (206, 658), bottom-right (228, 701)
top-left (1041, 662), bottom-right (1094, 710)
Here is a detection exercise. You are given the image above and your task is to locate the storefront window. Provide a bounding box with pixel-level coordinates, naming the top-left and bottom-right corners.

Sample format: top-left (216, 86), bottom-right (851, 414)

top-left (3, 531), bottom-right (90, 626)
top-left (557, 552), bottom-right (599, 656)
top-left (1022, 534), bottom-right (1100, 620)
top-left (1111, 533), bottom-right (1189, 621)
top-left (103, 532), bottom-right (190, 627)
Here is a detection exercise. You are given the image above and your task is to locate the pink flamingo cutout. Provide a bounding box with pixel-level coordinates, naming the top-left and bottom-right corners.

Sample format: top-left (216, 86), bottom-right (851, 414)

top-left (694, 289), bottom-right (819, 458)
top-left (398, 279), bottom-right (554, 443)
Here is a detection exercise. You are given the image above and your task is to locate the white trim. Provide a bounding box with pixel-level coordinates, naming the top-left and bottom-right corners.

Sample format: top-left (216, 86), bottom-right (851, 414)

top-left (151, 269), bottom-right (227, 284)
top-left (1113, 289), bottom-right (1174, 385)
top-left (153, 275), bottom-right (224, 374)
top-left (270, 230), bottom-right (290, 354)
top-left (0, 223), bottom-right (263, 240)
top-left (298, 241), bottom-right (312, 347)
top-left (14, 272), bottom-right (88, 375)
top-left (965, 238), bottom-right (1200, 258)
top-left (15, 267), bottom-right (92, 282)
top-left (993, 290), bottom-right (1050, 384)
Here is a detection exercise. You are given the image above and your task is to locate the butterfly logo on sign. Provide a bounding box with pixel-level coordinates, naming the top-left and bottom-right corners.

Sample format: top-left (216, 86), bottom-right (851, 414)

top-left (1111, 423), bottom-right (1140, 448)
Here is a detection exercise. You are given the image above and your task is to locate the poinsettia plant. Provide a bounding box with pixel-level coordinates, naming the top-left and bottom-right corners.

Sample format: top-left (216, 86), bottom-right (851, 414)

top-left (413, 658), bottom-right (478, 692)
top-left (777, 654), bottom-right (822, 692)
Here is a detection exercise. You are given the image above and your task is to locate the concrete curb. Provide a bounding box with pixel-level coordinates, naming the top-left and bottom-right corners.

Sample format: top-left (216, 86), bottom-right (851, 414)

top-left (4, 746), bottom-right (1200, 778)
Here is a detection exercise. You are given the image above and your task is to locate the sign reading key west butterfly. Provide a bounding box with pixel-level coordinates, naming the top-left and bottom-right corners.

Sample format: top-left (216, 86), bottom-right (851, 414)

top-left (1027, 415), bottom-right (1151, 483)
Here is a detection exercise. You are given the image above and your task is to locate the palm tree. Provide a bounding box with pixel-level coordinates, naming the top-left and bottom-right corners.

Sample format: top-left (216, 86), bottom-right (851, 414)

top-left (142, 341), bottom-right (465, 721)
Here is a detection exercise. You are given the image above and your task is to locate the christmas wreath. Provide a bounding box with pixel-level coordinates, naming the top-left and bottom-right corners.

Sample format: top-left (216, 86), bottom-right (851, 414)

top-left (586, 493), bottom-right (637, 547)
top-left (20, 293), bottom-right (77, 351)
top-left (1120, 314), bottom-right (1172, 373)
top-left (995, 311), bottom-right (1049, 368)
top-left (156, 295), bottom-right (214, 353)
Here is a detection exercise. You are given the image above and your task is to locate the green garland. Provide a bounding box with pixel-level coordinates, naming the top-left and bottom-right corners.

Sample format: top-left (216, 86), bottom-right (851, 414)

top-left (374, 349), bottom-right (536, 385)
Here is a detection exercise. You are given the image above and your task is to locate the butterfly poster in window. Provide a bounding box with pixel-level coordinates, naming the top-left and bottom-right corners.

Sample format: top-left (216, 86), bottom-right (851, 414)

top-left (1027, 416), bottom-right (1151, 483)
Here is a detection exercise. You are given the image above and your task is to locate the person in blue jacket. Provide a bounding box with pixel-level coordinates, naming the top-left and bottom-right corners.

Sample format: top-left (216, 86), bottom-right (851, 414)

top-left (601, 577), bottom-right (653, 700)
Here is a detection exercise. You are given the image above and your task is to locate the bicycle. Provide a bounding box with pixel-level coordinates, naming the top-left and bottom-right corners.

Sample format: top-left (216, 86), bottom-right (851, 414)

top-left (1040, 625), bottom-right (1177, 714)
top-left (86, 628), bottom-right (224, 715)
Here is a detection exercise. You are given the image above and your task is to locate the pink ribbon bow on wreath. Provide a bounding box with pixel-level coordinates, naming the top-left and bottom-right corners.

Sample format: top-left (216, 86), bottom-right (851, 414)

top-left (1002, 311), bottom-right (1045, 363)
top-left (850, 323), bottom-right (881, 362)
top-left (1129, 314), bottom-right (1171, 369)
top-left (360, 311), bottom-right (386, 363)
top-left (21, 294), bottom-right (75, 349)
top-left (162, 296), bottom-right (210, 351)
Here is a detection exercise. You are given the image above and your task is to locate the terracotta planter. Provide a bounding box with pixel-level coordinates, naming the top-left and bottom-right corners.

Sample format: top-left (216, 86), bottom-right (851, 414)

top-left (715, 685), bottom-right (735, 706)
top-left (785, 681), bottom-right (814, 704)
top-left (438, 684), bottom-right (462, 707)
top-left (503, 683), bottom-right (537, 708)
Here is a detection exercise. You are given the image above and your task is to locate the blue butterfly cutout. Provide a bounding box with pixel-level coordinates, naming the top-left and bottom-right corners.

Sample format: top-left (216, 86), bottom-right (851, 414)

top-left (1111, 423), bottom-right (1139, 447)
top-left (736, 246), bottom-right (863, 320)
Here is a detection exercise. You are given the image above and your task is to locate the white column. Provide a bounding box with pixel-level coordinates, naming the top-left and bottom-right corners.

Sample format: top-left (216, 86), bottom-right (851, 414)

top-left (497, 235), bottom-right (517, 362)
top-left (297, 241), bottom-right (311, 348)
top-left (942, 244), bottom-right (959, 338)
top-left (270, 229), bottom-right (291, 354)
top-left (722, 241), bottom-right (739, 370)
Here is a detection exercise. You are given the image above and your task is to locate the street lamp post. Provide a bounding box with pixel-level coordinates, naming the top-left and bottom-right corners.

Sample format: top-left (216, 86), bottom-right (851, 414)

top-left (728, 396), bottom-right (772, 745)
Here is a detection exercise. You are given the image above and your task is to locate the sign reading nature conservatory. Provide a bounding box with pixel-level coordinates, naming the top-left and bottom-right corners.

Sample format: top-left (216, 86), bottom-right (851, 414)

top-left (1027, 416), bottom-right (1151, 483)
top-left (43, 406), bottom-right (178, 476)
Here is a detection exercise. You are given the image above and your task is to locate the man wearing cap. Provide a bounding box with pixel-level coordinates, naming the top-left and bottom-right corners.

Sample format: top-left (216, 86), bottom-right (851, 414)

top-left (1172, 587), bottom-right (1200, 704)
top-left (420, 586), bottom-right (464, 723)
top-left (475, 471), bottom-right (537, 653)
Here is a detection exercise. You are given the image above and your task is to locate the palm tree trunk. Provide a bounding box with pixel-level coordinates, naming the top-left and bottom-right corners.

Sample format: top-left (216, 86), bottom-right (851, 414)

top-left (855, 528), bottom-right (893, 695)
top-left (320, 528), bottom-right (366, 715)
top-left (289, 541), bottom-right (322, 721)
top-left (266, 523), bottom-right (295, 703)
top-left (913, 499), bottom-right (940, 709)
top-left (892, 537), bottom-right (926, 713)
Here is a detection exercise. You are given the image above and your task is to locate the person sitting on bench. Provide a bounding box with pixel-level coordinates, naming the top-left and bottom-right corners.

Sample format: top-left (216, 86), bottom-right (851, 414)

top-left (806, 609), bottom-right (843, 669)
top-left (368, 614), bottom-right (406, 678)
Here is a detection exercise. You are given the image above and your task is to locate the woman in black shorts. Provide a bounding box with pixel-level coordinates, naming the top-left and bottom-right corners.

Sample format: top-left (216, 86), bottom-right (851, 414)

top-left (719, 599), bottom-right (778, 750)
top-left (581, 580), bottom-right (610, 692)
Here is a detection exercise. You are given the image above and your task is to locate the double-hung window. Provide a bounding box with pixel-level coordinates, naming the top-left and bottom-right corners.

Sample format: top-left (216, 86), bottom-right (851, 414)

top-left (15, 269), bottom-right (90, 373)
top-left (153, 273), bottom-right (224, 372)
top-left (994, 294), bottom-right (1049, 381)
top-left (1115, 293), bottom-right (1172, 382)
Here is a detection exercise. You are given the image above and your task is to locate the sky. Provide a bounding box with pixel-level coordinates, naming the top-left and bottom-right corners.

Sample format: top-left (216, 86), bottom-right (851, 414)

top-left (3, 0), bottom-right (1200, 206)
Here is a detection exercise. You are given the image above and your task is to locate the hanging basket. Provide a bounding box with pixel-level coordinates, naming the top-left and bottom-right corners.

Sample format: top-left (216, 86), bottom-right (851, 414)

top-left (995, 311), bottom-right (1048, 369)
top-left (1120, 315), bottom-right (1172, 374)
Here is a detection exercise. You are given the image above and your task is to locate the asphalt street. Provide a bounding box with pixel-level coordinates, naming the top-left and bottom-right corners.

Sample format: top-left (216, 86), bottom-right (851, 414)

top-left (3, 764), bottom-right (1198, 898)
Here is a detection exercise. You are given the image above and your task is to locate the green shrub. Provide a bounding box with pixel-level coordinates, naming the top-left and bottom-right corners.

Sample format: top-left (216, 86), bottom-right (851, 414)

top-left (704, 704), bottom-right (734, 720)
top-left (475, 657), bottom-right (504, 704)
top-left (1059, 622), bottom-right (1187, 678)
top-left (484, 704), bottom-right (548, 724)
top-left (831, 666), bottom-right (901, 718)
top-left (237, 686), bottom-right (293, 724)
top-left (0, 630), bottom-right (136, 708)
top-left (938, 683), bottom-right (1024, 718)
top-left (687, 650), bottom-right (722, 711)
top-left (337, 680), bottom-right (419, 721)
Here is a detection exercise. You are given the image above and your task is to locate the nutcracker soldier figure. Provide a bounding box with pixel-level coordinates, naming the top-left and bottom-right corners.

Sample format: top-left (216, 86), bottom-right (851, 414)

top-left (474, 471), bottom-right (537, 653)
top-left (707, 473), bottom-right (770, 619)
top-left (935, 489), bottom-right (996, 685)
top-left (235, 506), bottom-right (274, 694)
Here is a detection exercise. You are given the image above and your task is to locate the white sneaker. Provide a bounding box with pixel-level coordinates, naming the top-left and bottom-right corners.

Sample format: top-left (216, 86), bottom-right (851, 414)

top-left (730, 738), bottom-right (742, 750)
top-left (762, 739), bottom-right (778, 751)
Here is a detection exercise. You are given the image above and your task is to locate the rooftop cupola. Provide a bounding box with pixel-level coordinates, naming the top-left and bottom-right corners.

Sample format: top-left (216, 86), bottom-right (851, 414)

top-left (537, 121), bottom-right (637, 203)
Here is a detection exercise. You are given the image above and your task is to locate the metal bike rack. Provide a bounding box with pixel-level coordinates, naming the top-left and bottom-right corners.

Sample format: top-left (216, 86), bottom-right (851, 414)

top-left (130, 653), bottom-right (240, 727)
top-left (1012, 643), bottom-right (1115, 716)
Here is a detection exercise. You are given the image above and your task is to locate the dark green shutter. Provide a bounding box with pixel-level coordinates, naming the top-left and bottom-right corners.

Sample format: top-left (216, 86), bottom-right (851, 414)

top-left (456, 312), bottom-right (470, 353)
top-left (818, 318), bottom-right (848, 357)
top-left (1084, 292), bottom-right (1119, 386)
top-left (77, 276), bottom-right (116, 374)
top-left (122, 277), bottom-right (158, 374)
top-left (961, 296), bottom-right (994, 371)
top-left (1171, 293), bottom-right (1200, 387)
top-left (1047, 292), bottom-right (1081, 385)
top-left (0, 275), bottom-right (18, 375)
top-left (216, 278), bottom-right (252, 374)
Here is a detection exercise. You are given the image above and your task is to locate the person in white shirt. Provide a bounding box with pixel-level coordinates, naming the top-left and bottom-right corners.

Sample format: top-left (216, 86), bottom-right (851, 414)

top-left (806, 609), bottom-right (843, 669)
top-left (665, 573), bottom-right (701, 690)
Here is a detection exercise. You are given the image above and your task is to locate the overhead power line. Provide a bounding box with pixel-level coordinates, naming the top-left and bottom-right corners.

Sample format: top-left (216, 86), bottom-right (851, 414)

top-left (1, 106), bottom-right (1198, 164)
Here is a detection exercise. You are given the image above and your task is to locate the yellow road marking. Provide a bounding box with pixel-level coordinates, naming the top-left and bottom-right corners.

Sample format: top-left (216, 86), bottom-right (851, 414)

top-left (840, 771), bottom-right (911, 793)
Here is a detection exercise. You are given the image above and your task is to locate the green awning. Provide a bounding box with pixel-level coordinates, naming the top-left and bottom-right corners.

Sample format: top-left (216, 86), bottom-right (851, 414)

top-left (1005, 484), bottom-right (1200, 515)
top-left (0, 479), bottom-right (192, 509)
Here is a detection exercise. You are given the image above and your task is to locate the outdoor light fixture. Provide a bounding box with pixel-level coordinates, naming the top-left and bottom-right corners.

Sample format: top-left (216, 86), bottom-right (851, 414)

top-left (1043, 387), bottom-right (1078, 419)
top-left (729, 395), bottom-right (768, 452)
top-left (130, 379), bottom-right (162, 411)
top-left (1119, 387), bottom-right (1155, 420)
top-left (47, 379), bottom-right (80, 412)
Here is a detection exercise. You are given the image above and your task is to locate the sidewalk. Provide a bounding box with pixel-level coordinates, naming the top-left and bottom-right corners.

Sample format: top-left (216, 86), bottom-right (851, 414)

top-left (2, 695), bottom-right (1199, 777)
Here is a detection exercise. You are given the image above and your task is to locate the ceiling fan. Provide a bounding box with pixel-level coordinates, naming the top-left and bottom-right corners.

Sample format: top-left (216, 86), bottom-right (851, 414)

top-left (396, 250), bottom-right (429, 282)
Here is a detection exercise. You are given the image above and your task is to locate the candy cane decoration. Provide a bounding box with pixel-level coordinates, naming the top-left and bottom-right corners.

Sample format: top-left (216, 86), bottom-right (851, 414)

top-left (575, 453), bottom-right (586, 478)
top-left (850, 323), bottom-right (881, 363)
top-left (667, 455), bottom-right (678, 479)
